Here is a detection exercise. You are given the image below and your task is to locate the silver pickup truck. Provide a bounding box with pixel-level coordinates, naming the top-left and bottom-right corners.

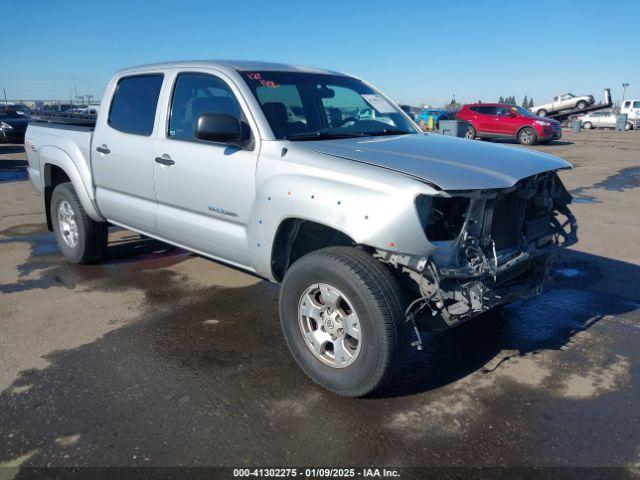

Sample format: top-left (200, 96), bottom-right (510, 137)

top-left (25, 60), bottom-right (577, 397)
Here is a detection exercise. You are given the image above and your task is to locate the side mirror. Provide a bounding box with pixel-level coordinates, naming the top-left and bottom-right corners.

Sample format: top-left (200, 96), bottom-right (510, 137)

top-left (195, 112), bottom-right (242, 144)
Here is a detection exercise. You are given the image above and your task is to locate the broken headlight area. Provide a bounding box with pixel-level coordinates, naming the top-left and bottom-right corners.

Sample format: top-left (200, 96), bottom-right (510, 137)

top-left (386, 172), bottom-right (578, 332)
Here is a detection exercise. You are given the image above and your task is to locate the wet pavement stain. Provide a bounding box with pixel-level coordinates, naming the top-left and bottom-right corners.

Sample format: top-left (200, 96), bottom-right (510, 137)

top-left (1, 222), bottom-right (640, 468)
top-left (572, 165), bottom-right (640, 198)
top-left (0, 225), bottom-right (190, 293)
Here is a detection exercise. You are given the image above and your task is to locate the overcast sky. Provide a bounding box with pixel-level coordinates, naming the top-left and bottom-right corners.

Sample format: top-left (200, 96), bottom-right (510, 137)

top-left (2, 0), bottom-right (638, 106)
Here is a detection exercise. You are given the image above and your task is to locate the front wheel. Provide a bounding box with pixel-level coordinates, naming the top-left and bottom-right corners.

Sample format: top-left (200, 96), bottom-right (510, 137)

top-left (51, 182), bottom-right (108, 264)
top-left (518, 127), bottom-right (537, 145)
top-left (536, 109), bottom-right (547, 117)
top-left (279, 247), bottom-right (408, 397)
top-left (582, 121), bottom-right (593, 130)
top-left (625, 122), bottom-right (633, 131)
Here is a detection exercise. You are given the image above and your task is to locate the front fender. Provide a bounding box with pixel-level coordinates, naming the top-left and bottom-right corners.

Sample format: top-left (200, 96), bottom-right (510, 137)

top-left (252, 164), bottom-right (438, 279)
top-left (41, 146), bottom-right (104, 222)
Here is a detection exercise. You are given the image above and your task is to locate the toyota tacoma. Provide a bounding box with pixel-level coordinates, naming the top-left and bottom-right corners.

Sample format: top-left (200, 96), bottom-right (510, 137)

top-left (25, 61), bottom-right (578, 397)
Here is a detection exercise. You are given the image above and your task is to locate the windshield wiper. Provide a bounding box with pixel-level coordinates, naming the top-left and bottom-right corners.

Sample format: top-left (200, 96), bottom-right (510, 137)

top-left (365, 129), bottom-right (413, 136)
top-left (285, 131), bottom-right (365, 141)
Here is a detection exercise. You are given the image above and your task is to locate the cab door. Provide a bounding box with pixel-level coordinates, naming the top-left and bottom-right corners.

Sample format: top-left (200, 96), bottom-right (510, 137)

top-left (152, 69), bottom-right (259, 268)
top-left (92, 73), bottom-right (165, 233)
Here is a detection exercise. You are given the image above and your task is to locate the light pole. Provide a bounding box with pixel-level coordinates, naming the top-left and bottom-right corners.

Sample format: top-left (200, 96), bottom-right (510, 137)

top-left (622, 83), bottom-right (629, 106)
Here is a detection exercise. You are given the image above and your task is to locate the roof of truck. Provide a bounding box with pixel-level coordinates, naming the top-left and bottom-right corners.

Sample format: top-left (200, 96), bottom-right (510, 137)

top-left (115, 60), bottom-right (347, 76)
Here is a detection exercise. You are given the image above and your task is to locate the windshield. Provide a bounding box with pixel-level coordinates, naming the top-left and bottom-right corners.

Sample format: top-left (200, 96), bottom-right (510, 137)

top-left (241, 71), bottom-right (418, 140)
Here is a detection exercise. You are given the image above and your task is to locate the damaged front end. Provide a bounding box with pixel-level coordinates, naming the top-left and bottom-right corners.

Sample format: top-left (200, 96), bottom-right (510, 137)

top-left (379, 171), bottom-right (578, 333)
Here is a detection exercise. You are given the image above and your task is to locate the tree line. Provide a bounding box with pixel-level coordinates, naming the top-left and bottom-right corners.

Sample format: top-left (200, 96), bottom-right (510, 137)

top-left (497, 96), bottom-right (535, 108)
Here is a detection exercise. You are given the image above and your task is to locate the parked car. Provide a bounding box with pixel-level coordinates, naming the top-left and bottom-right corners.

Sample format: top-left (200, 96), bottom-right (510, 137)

top-left (25, 61), bottom-right (577, 397)
top-left (531, 93), bottom-right (595, 117)
top-left (457, 103), bottom-right (562, 145)
top-left (1, 104), bottom-right (32, 116)
top-left (398, 104), bottom-right (417, 121)
top-left (0, 109), bottom-right (30, 143)
top-left (415, 108), bottom-right (454, 129)
top-left (577, 110), bottom-right (633, 130)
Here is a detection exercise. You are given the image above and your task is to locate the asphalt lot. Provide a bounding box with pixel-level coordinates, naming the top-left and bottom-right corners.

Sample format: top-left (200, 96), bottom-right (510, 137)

top-left (1, 130), bottom-right (639, 472)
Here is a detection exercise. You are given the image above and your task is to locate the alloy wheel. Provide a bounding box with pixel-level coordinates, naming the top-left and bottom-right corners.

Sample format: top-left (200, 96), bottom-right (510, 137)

top-left (57, 200), bottom-right (79, 248)
top-left (298, 283), bottom-right (362, 368)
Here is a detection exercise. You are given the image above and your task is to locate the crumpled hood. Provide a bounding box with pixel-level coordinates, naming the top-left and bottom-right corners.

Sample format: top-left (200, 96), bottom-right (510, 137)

top-left (294, 133), bottom-right (571, 190)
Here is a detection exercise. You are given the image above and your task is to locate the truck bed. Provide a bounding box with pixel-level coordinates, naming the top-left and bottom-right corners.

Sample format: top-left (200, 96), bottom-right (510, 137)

top-left (30, 119), bottom-right (95, 131)
top-left (25, 121), bottom-right (95, 198)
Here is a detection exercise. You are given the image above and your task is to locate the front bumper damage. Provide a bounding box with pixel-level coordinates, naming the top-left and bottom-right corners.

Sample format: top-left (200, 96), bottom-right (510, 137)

top-left (379, 171), bottom-right (578, 333)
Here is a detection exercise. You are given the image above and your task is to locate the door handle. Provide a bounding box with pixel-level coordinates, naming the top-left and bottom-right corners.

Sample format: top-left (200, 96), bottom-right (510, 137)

top-left (96, 145), bottom-right (110, 154)
top-left (155, 156), bottom-right (175, 166)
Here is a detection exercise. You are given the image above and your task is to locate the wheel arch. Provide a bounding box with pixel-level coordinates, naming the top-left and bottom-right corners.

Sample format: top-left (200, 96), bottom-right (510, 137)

top-left (40, 147), bottom-right (104, 230)
top-left (270, 218), bottom-right (357, 282)
top-left (517, 124), bottom-right (538, 138)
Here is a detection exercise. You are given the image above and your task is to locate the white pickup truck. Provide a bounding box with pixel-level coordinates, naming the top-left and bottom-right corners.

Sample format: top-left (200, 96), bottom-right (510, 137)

top-left (531, 93), bottom-right (595, 117)
top-left (25, 60), bottom-right (577, 396)
top-left (621, 99), bottom-right (640, 124)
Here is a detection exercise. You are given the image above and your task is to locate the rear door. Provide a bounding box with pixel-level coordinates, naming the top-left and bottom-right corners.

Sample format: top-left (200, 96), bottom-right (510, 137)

top-left (475, 106), bottom-right (498, 134)
top-left (152, 69), bottom-right (259, 268)
top-left (92, 72), bottom-right (165, 233)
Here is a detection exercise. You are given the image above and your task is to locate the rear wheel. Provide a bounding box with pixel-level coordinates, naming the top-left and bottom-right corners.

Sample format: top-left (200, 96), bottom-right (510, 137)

top-left (582, 121), bottom-right (593, 130)
top-left (465, 124), bottom-right (477, 139)
top-left (279, 247), bottom-right (408, 397)
top-left (51, 182), bottom-right (108, 264)
top-left (518, 127), bottom-right (537, 145)
top-left (536, 109), bottom-right (547, 117)
top-left (625, 122), bottom-right (633, 131)
top-left (576, 100), bottom-right (588, 110)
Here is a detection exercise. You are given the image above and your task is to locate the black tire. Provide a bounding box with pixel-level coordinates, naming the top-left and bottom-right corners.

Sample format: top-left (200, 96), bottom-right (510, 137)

top-left (582, 121), bottom-right (593, 130)
top-left (465, 124), bottom-right (477, 140)
top-left (51, 182), bottom-right (108, 264)
top-left (625, 122), bottom-right (633, 131)
top-left (537, 109), bottom-right (547, 117)
top-left (576, 100), bottom-right (588, 110)
top-left (517, 127), bottom-right (537, 145)
top-left (279, 246), bottom-right (408, 397)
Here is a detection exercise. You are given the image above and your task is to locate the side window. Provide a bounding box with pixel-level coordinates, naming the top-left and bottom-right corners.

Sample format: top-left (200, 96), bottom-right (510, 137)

top-left (109, 74), bottom-right (163, 135)
top-left (634, 101), bottom-right (640, 108)
top-left (478, 106), bottom-right (497, 115)
top-left (169, 73), bottom-right (242, 141)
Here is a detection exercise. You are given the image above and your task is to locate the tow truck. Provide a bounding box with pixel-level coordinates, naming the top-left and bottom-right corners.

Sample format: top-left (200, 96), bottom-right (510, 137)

top-left (543, 89), bottom-right (613, 125)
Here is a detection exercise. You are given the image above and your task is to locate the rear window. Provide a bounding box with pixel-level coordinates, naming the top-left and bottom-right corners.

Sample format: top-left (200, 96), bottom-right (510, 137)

top-left (108, 74), bottom-right (163, 135)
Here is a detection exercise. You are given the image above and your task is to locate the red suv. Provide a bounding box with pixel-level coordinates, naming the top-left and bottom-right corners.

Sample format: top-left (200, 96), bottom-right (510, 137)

top-left (457, 104), bottom-right (562, 145)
